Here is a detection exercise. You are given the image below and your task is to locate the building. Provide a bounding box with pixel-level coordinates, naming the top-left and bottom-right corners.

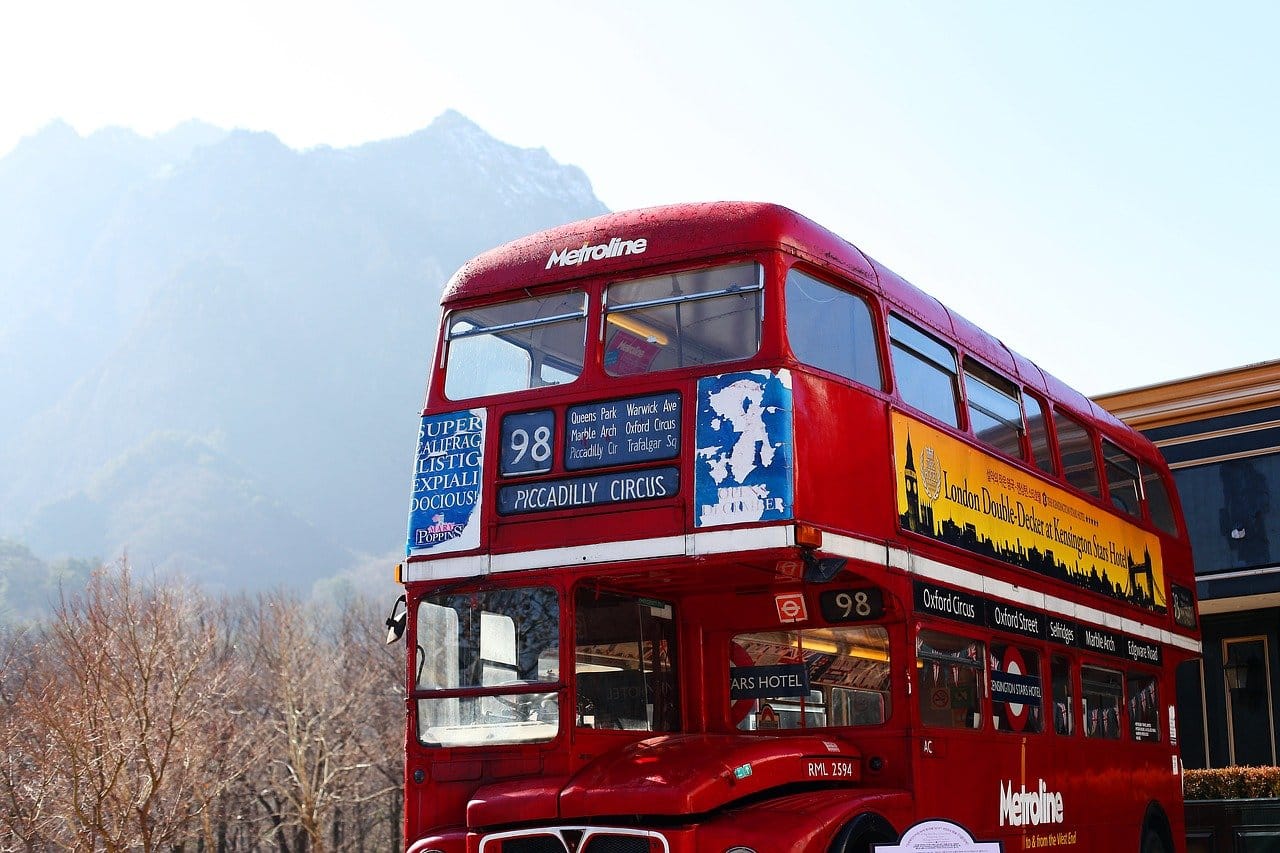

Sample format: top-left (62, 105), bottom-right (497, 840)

top-left (1096, 361), bottom-right (1280, 769)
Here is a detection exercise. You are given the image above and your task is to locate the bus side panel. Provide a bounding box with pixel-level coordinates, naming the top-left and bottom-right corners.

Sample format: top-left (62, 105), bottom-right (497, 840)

top-left (789, 373), bottom-right (896, 543)
top-left (910, 700), bottom-right (1186, 851)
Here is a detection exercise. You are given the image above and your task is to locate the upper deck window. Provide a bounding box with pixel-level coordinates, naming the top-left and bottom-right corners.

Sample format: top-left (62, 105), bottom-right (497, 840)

top-left (784, 268), bottom-right (882, 388)
top-left (1025, 392), bottom-right (1056, 475)
top-left (1102, 439), bottom-right (1143, 519)
top-left (443, 291), bottom-right (587, 400)
top-left (889, 315), bottom-right (960, 428)
top-left (1054, 412), bottom-right (1101, 498)
top-left (963, 359), bottom-right (1023, 459)
top-left (603, 262), bottom-right (762, 376)
top-left (1142, 469), bottom-right (1178, 536)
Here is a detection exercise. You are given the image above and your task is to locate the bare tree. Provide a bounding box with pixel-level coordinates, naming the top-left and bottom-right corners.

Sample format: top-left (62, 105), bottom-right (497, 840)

top-left (0, 626), bottom-right (57, 851)
top-left (239, 591), bottom-right (401, 853)
top-left (11, 562), bottom-right (246, 851)
top-left (0, 567), bottom-right (406, 852)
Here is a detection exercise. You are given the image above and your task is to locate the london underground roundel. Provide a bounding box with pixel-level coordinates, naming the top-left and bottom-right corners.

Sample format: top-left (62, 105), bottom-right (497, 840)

top-left (1002, 646), bottom-right (1029, 732)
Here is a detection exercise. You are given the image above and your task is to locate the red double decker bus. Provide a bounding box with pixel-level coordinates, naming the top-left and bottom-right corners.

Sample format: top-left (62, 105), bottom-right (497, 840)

top-left (395, 203), bottom-right (1201, 853)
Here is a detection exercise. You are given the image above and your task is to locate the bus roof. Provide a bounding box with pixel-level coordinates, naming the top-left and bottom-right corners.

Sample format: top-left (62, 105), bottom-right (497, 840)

top-left (442, 201), bottom-right (1135, 444)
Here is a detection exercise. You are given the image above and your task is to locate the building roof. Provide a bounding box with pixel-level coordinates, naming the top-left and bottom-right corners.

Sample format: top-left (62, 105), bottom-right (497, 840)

top-left (1095, 359), bottom-right (1280, 431)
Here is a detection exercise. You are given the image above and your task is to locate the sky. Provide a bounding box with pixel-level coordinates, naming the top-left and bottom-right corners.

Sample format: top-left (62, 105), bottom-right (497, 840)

top-left (3, 0), bottom-right (1277, 395)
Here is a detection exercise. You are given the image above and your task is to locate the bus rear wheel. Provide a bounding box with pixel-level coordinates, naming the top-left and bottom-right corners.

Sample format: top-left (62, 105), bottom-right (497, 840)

top-left (830, 813), bottom-right (896, 853)
top-left (1141, 827), bottom-right (1169, 853)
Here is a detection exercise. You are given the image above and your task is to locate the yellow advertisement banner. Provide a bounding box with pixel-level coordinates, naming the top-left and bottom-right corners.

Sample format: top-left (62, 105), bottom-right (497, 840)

top-left (893, 412), bottom-right (1165, 613)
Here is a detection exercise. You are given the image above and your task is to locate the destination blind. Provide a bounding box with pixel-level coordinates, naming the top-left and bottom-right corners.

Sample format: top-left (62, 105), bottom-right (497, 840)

top-left (565, 391), bottom-right (681, 471)
top-left (912, 580), bottom-right (1162, 666)
top-left (498, 466), bottom-right (679, 515)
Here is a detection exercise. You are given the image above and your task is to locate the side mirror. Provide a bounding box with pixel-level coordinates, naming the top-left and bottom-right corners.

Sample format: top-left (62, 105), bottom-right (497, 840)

top-left (385, 594), bottom-right (407, 645)
top-left (802, 552), bottom-right (847, 583)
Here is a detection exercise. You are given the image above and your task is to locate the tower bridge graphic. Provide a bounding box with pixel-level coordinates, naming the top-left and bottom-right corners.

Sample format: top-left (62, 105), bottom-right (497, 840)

top-left (899, 431), bottom-right (1164, 613)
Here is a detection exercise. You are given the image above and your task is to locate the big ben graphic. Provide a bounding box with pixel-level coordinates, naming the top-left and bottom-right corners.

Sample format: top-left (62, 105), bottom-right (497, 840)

top-left (901, 431), bottom-right (934, 534)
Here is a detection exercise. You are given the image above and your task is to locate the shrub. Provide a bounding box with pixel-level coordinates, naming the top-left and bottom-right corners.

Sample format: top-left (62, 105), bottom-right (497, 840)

top-left (1184, 766), bottom-right (1280, 799)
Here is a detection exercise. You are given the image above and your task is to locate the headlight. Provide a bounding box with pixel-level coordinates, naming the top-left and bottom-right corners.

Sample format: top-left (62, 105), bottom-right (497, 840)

top-left (726, 848), bottom-right (758, 853)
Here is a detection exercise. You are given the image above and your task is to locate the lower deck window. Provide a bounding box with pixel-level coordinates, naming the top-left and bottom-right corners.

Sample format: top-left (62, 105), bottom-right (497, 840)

top-left (1127, 672), bottom-right (1160, 742)
top-left (730, 626), bottom-right (891, 730)
top-left (1051, 654), bottom-right (1074, 735)
top-left (990, 641), bottom-right (1044, 733)
top-left (1082, 665), bottom-right (1123, 739)
top-left (575, 589), bottom-right (679, 732)
top-left (414, 587), bottom-right (561, 747)
top-left (917, 629), bottom-right (984, 730)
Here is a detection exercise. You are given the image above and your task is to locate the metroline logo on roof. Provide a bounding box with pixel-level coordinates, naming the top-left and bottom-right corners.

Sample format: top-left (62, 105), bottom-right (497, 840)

top-left (545, 236), bottom-right (648, 269)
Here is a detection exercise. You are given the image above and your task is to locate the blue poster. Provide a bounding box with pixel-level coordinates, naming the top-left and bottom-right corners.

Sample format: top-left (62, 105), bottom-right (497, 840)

top-left (406, 409), bottom-right (486, 556)
top-left (694, 369), bottom-right (794, 528)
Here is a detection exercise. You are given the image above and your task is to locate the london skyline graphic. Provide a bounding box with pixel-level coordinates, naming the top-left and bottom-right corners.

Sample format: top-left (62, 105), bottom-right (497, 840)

top-left (899, 431), bottom-right (1165, 613)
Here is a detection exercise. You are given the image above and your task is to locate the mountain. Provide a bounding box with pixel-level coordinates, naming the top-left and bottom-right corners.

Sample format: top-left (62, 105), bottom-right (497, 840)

top-left (0, 111), bottom-right (607, 597)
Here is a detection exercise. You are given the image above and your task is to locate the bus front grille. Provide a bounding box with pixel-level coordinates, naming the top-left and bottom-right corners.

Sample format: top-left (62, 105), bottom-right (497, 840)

top-left (499, 837), bottom-right (567, 853)
top-left (482, 828), bottom-right (665, 853)
top-left (583, 836), bottom-right (651, 853)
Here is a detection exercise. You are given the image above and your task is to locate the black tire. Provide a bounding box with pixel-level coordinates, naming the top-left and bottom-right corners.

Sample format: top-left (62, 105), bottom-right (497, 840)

top-left (1141, 827), bottom-right (1169, 853)
top-left (829, 813), bottom-right (896, 853)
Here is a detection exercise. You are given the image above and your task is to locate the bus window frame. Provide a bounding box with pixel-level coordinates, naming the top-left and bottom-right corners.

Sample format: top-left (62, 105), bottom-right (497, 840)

top-left (1080, 662), bottom-right (1125, 740)
top-left (888, 314), bottom-right (962, 429)
top-left (989, 637), bottom-right (1046, 735)
top-left (914, 622), bottom-right (988, 732)
top-left (573, 585), bottom-right (681, 735)
top-left (1050, 652), bottom-right (1077, 737)
top-left (1141, 465), bottom-right (1180, 537)
top-left (727, 623), bottom-right (894, 733)
top-left (782, 264), bottom-right (886, 392)
top-left (1052, 407), bottom-right (1103, 500)
top-left (1102, 437), bottom-right (1144, 521)
top-left (411, 584), bottom-right (566, 750)
top-left (440, 290), bottom-right (590, 402)
top-left (960, 356), bottom-right (1027, 463)
top-left (1024, 389), bottom-right (1057, 475)
top-left (599, 260), bottom-right (765, 378)
top-left (1125, 666), bottom-right (1162, 744)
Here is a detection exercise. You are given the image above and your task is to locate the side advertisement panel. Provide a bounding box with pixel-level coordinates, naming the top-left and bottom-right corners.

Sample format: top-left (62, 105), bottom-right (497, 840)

top-left (893, 412), bottom-right (1165, 613)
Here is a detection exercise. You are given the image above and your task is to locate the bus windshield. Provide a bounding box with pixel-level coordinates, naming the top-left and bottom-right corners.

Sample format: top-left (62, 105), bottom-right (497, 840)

top-left (415, 587), bottom-right (561, 747)
top-left (443, 291), bottom-right (587, 400)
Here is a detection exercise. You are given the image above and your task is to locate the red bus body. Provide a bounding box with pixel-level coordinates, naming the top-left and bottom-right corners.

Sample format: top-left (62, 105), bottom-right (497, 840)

top-left (400, 203), bottom-right (1201, 853)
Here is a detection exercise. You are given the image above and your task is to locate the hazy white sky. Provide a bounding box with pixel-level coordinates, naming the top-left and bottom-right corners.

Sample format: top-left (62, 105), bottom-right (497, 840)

top-left (3, 1), bottom-right (1277, 395)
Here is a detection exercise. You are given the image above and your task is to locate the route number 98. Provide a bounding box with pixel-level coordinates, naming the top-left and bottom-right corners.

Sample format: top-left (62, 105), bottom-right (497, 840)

top-left (501, 410), bottom-right (555, 476)
top-left (509, 426), bottom-right (551, 465)
top-left (819, 588), bottom-right (884, 623)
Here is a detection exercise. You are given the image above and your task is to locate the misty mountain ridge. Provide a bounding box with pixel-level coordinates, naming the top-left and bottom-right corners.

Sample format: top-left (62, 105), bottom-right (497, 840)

top-left (0, 111), bottom-right (607, 603)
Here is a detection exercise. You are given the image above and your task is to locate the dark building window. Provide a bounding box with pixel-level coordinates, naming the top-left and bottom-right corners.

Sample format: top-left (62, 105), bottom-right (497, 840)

top-left (1174, 454), bottom-right (1278, 572)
